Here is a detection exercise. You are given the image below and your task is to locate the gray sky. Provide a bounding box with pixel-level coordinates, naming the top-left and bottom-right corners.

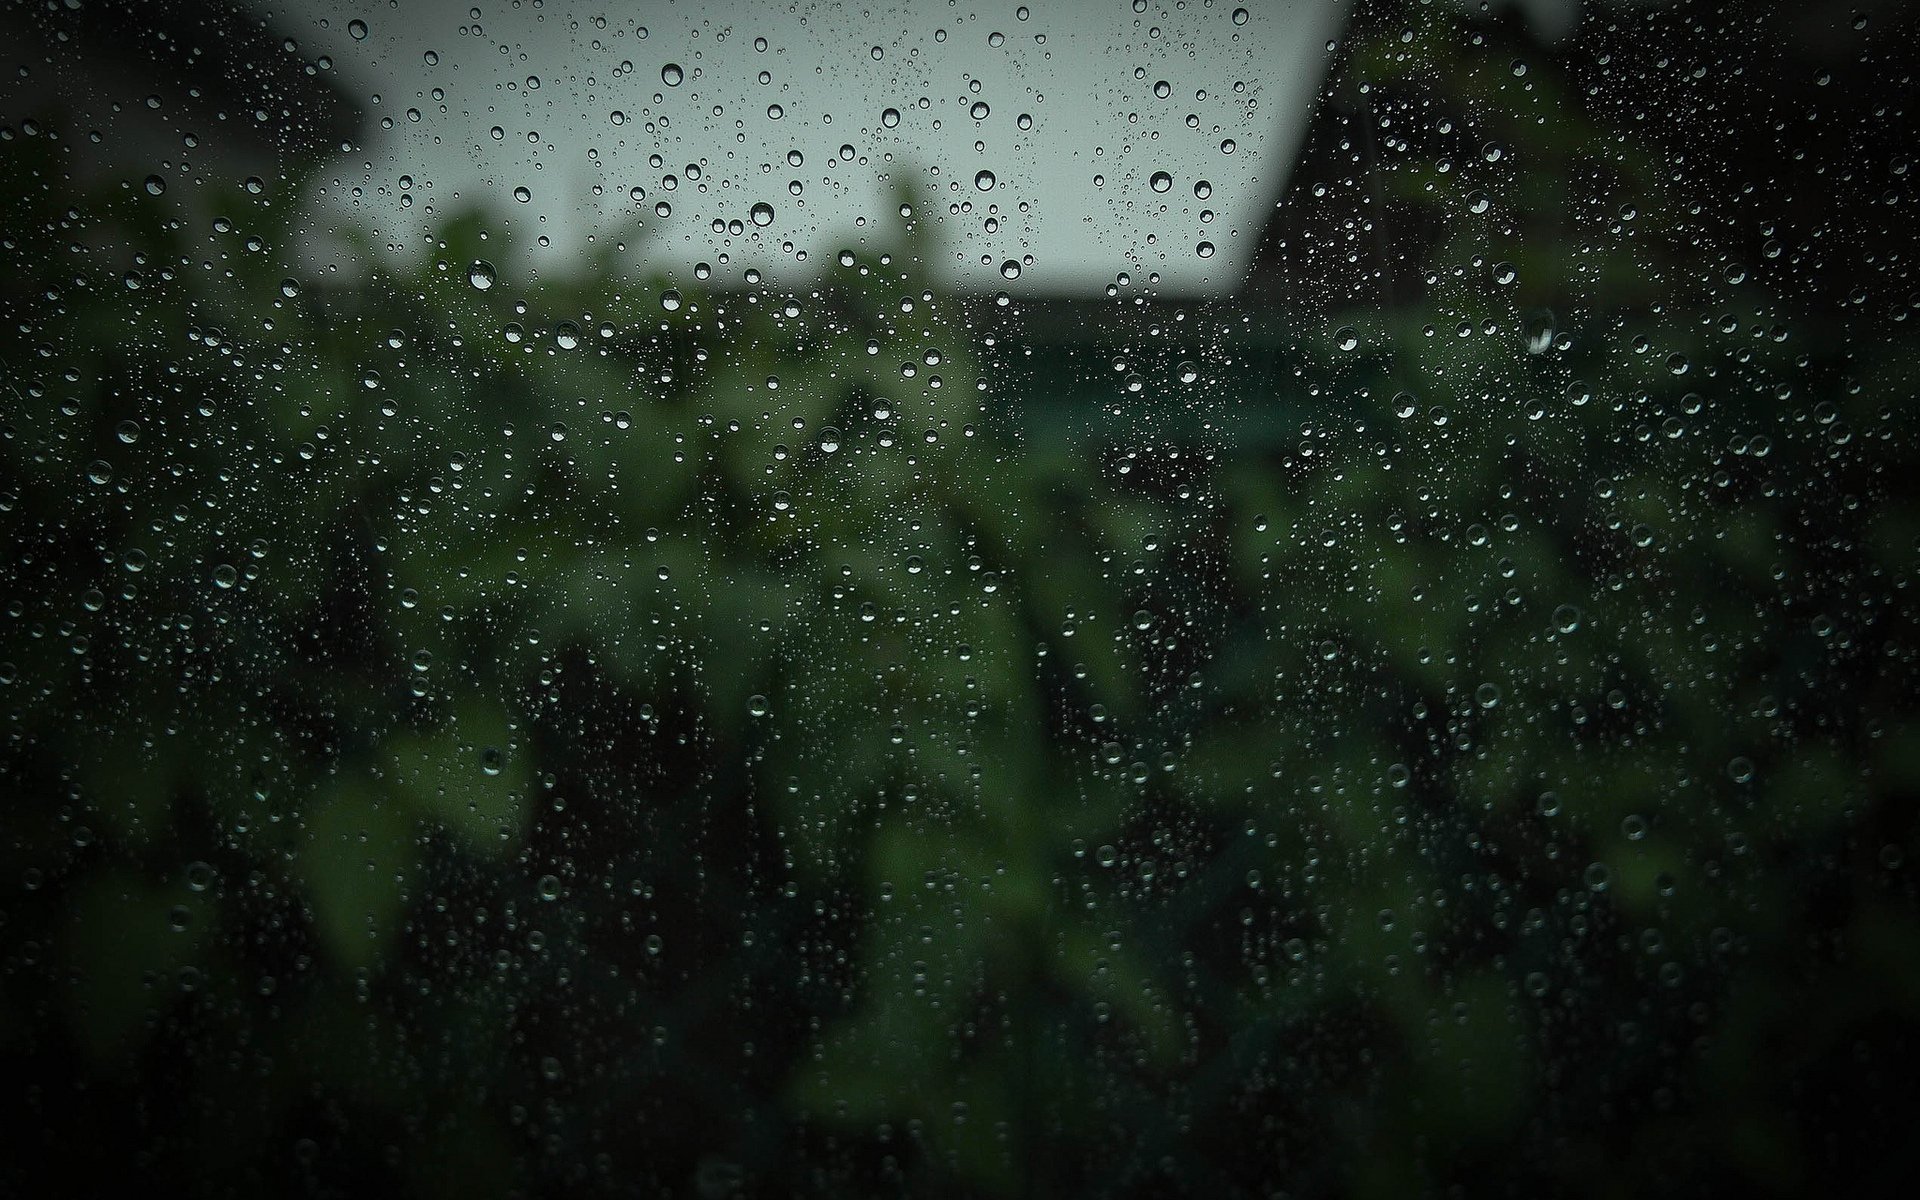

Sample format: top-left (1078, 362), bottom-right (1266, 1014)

top-left (299, 0), bottom-right (1350, 296)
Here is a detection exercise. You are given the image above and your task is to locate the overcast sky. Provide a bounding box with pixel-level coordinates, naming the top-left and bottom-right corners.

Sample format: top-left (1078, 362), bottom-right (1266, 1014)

top-left (297, 0), bottom-right (1351, 297)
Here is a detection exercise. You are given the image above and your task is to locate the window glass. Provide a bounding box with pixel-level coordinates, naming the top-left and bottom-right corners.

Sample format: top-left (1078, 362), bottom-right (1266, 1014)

top-left (2, 1), bottom-right (1917, 1195)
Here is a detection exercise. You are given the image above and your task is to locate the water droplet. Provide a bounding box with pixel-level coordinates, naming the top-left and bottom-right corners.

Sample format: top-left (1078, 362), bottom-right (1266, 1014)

top-left (143, 175), bottom-right (166, 196)
top-left (1149, 170), bottom-right (1172, 193)
top-left (750, 201), bottom-right (774, 227)
top-left (468, 260), bottom-right (496, 290)
top-left (748, 695), bottom-right (770, 717)
top-left (661, 62), bottom-right (684, 86)
top-left (1000, 259), bottom-right (1021, 280)
top-left (974, 169), bottom-right (996, 191)
top-left (882, 107), bottom-right (901, 128)
top-left (514, 185), bottom-right (531, 203)
top-left (555, 321), bottom-right (581, 350)
top-left (1232, 7), bottom-right (1250, 24)
top-left (661, 289), bottom-right (682, 311)
top-left (1524, 310), bottom-right (1556, 354)
top-left (1196, 240), bottom-right (1215, 258)
top-left (348, 18), bottom-right (368, 40)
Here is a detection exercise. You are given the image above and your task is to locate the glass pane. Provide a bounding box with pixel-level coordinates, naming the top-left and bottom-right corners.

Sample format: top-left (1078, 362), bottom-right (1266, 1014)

top-left (3, 0), bottom-right (1916, 1195)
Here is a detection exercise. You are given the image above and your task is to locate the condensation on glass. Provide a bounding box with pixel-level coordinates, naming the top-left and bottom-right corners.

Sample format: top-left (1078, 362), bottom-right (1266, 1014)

top-left (1, 1), bottom-right (1916, 1196)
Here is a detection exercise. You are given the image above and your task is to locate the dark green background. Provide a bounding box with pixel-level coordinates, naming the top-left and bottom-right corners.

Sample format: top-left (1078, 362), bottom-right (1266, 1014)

top-left (3, 1), bottom-right (1918, 1196)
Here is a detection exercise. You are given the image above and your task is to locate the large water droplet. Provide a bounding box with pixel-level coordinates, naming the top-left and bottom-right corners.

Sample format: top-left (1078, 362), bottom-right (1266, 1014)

top-left (468, 260), bottom-right (496, 290)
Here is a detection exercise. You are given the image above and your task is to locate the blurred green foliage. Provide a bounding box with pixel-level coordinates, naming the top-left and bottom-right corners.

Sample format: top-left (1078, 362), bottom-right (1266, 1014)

top-left (3, 2), bottom-right (1919, 1197)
